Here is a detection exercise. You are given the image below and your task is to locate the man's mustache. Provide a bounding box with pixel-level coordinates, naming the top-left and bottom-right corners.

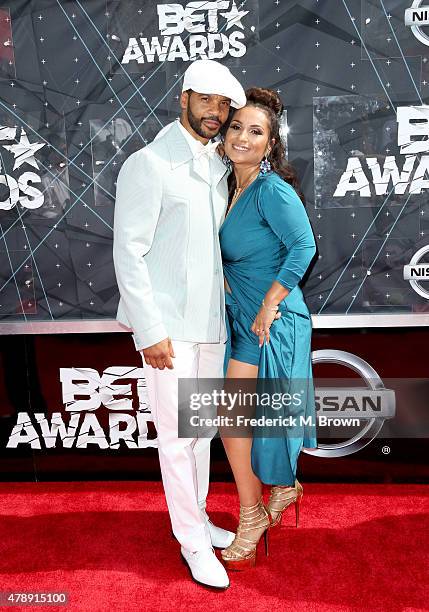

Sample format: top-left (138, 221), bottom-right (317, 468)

top-left (202, 116), bottom-right (221, 125)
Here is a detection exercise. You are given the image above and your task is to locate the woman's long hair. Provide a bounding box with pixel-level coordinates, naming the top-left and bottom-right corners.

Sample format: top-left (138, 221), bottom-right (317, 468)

top-left (224, 87), bottom-right (305, 204)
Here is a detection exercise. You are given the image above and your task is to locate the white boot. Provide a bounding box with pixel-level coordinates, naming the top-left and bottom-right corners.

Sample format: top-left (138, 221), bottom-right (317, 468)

top-left (200, 508), bottom-right (235, 549)
top-left (181, 546), bottom-right (230, 589)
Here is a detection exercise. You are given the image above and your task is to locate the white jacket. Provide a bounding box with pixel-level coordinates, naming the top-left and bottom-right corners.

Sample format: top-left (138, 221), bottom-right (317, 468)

top-left (113, 120), bottom-right (229, 350)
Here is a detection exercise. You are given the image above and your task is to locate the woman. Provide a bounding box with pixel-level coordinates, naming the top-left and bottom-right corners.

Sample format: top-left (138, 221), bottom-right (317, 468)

top-left (219, 87), bottom-right (317, 570)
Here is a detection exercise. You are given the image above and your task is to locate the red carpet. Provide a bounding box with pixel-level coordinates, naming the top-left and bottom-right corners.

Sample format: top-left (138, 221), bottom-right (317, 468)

top-left (0, 482), bottom-right (428, 612)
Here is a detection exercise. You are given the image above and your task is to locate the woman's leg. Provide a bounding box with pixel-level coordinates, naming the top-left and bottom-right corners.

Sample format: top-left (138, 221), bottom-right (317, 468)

top-left (221, 357), bottom-right (263, 507)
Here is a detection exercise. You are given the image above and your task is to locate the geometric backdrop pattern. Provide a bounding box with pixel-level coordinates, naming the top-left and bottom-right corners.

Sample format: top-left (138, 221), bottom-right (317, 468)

top-left (0, 0), bottom-right (429, 323)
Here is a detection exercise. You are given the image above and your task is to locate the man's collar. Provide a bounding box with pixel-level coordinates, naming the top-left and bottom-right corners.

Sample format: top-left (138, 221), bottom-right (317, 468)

top-left (166, 119), bottom-right (222, 167)
top-left (176, 120), bottom-right (207, 155)
top-left (164, 120), bottom-right (194, 168)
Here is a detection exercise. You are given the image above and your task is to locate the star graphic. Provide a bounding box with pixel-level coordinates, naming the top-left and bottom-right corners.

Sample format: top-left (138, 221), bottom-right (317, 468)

top-left (220, 0), bottom-right (249, 30)
top-left (3, 129), bottom-right (45, 171)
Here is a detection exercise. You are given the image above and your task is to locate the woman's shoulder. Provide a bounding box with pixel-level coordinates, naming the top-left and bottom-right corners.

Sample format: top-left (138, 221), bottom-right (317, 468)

top-left (257, 171), bottom-right (300, 203)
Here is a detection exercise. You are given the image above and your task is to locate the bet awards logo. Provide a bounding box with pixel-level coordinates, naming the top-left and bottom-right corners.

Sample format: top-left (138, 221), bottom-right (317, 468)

top-left (6, 367), bottom-right (157, 450)
top-left (121, 1), bottom-right (249, 64)
top-left (333, 106), bottom-right (429, 197)
top-left (405, 0), bottom-right (429, 46)
top-left (403, 245), bottom-right (429, 298)
top-left (0, 126), bottom-right (45, 211)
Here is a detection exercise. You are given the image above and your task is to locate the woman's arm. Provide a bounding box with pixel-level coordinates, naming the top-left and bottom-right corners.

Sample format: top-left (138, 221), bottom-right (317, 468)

top-left (251, 178), bottom-right (316, 345)
top-left (260, 178), bottom-right (316, 296)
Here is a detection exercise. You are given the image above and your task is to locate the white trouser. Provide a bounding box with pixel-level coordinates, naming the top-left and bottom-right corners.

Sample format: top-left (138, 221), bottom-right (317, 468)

top-left (141, 340), bottom-right (225, 552)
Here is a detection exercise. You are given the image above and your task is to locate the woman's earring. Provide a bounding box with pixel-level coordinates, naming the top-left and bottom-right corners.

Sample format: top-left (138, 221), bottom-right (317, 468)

top-left (260, 155), bottom-right (271, 174)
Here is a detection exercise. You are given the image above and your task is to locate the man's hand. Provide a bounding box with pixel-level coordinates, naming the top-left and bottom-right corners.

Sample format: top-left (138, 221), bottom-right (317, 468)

top-left (142, 337), bottom-right (175, 370)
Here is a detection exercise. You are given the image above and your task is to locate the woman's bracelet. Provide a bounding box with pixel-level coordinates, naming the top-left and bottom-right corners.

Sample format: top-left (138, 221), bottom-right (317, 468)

top-left (262, 298), bottom-right (279, 312)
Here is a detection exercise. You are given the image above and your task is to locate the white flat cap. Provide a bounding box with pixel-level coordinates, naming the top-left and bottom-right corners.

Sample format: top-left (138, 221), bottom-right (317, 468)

top-left (182, 59), bottom-right (246, 109)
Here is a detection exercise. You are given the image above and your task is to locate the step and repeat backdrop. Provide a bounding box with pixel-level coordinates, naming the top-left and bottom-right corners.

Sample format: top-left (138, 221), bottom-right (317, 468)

top-left (0, 0), bottom-right (428, 480)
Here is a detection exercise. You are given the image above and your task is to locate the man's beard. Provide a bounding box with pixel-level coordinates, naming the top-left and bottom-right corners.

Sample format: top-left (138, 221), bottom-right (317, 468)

top-left (187, 103), bottom-right (221, 140)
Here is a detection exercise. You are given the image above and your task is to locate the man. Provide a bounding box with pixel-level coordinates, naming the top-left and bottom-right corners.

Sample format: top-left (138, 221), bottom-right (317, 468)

top-left (113, 59), bottom-right (245, 589)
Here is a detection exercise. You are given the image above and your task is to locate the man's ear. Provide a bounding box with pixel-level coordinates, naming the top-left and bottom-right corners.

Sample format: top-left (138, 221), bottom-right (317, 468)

top-left (180, 91), bottom-right (190, 111)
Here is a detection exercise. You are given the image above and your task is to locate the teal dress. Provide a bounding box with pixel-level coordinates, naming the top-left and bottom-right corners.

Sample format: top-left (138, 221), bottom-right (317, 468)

top-left (220, 171), bottom-right (318, 486)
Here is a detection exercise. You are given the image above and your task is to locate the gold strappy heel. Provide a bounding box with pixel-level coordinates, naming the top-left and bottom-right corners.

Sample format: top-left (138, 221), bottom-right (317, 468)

top-left (267, 479), bottom-right (304, 528)
top-left (221, 499), bottom-right (271, 570)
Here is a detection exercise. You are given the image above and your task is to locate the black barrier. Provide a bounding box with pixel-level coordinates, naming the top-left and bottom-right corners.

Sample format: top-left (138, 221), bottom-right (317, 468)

top-left (1, 328), bottom-right (428, 482)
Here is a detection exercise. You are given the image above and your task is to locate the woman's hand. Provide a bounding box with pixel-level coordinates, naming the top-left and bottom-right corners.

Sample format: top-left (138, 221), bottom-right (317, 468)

top-left (251, 307), bottom-right (281, 347)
